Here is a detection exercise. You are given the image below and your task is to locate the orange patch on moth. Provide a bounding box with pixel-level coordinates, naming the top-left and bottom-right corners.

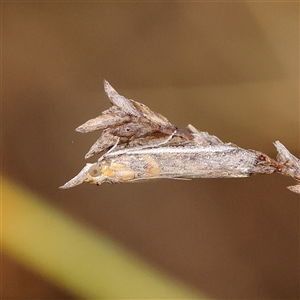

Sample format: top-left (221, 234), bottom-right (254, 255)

top-left (141, 155), bottom-right (160, 178)
top-left (101, 164), bottom-right (114, 178)
top-left (103, 162), bottom-right (135, 182)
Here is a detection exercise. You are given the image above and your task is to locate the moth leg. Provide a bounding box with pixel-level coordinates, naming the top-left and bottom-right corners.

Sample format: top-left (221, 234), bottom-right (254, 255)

top-left (117, 130), bottom-right (178, 154)
top-left (100, 137), bottom-right (120, 161)
top-left (154, 129), bottom-right (177, 147)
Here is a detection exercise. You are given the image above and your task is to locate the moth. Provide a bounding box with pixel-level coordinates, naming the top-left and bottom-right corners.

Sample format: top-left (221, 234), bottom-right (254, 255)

top-left (60, 81), bottom-right (300, 194)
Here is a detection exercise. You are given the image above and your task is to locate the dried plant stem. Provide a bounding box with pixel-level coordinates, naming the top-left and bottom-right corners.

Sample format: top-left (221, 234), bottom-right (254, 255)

top-left (60, 81), bottom-right (300, 194)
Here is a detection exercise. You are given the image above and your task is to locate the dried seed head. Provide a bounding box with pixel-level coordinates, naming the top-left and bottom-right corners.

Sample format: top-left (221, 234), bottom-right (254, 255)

top-left (60, 81), bottom-right (300, 194)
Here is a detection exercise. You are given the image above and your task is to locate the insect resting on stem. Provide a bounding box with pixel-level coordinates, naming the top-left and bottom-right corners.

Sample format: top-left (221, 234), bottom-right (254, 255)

top-left (60, 80), bottom-right (300, 194)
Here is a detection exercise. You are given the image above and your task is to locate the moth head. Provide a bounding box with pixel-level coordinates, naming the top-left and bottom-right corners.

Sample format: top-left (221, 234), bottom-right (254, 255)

top-left (88, 164), bottom-right (102, 177)
top-left (60, 163), bottom-right (101, 189)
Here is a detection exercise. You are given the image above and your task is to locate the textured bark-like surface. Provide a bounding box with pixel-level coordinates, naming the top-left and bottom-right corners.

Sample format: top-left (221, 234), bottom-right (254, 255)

top-left (61, 82), bottom-right (300, 193)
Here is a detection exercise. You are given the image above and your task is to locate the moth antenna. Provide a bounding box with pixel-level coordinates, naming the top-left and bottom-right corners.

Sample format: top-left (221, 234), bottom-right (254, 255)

top-left (100, 137), bottom-right (121, 161)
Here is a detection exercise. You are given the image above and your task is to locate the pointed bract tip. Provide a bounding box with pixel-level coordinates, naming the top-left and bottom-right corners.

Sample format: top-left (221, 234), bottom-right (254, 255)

top-left (103, 79), bottom-right (113, 94)
top-left (75, 126), bottom-right (85, 133)
top-left (287, 184), bottom-right (300, 194)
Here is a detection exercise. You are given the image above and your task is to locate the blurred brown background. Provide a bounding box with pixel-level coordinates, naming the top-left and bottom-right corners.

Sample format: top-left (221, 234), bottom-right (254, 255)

top-left (2, 1), bottom-right (299, 299)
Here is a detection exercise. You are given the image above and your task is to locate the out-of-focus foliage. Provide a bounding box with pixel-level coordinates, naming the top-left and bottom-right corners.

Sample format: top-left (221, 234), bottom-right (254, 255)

top-left (2, 176), bottom-right (206, 299)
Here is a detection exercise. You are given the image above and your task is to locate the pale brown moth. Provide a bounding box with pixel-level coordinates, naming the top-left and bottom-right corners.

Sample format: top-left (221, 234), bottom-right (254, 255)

top-left (60, 81), bottom-right (300, 194)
